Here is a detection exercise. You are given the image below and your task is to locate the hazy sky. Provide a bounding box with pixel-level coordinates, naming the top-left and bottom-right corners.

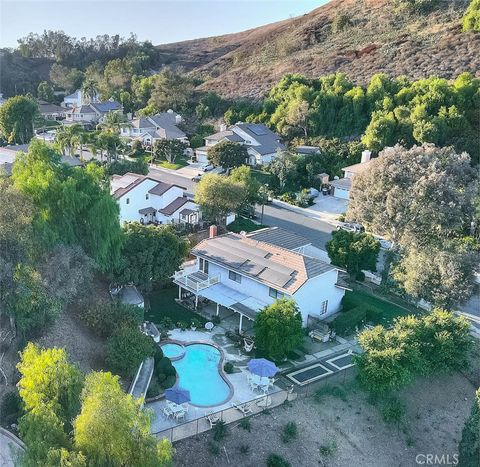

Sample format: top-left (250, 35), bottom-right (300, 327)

top-left (0, 1), bottom-right (327, 48)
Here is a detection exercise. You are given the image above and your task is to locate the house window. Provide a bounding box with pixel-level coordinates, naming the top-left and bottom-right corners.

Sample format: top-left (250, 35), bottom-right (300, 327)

top-left (145, 194), bottom-right (149, 200)
top-left (199, 258), bottom-right (209, 274)
top-left (269, 288), bottom-right (284, 299)
top-left (126, 198), bottom-right (130, 205)
top-left (320, 300), bottom-right (328, 315)
top-left (229, 271), bottom-right (241, 283)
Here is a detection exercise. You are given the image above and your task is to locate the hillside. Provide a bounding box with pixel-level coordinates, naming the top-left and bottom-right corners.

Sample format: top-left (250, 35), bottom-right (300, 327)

top-left (156, 0), bottom-right (480, 98)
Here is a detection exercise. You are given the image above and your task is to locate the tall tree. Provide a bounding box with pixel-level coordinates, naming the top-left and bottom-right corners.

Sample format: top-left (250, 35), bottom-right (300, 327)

top-left (37, 81), bottom-right (55, 102)
top-left (0, 95), bottom-right (38, 144)
top-left (153, 139), bottom-right (188, 164)
top-left (229, 165), bottom-right (261, 206)
top-left (207, 141), bottom-right (248, 169)
top-left (74, 372), bottom-right (173, 467)
top-left (195, 174), bottom-right (246, 224)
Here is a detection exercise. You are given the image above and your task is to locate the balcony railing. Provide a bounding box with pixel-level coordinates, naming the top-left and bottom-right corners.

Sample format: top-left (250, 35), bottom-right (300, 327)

top-left (174, 268), bottom-right (220, 293)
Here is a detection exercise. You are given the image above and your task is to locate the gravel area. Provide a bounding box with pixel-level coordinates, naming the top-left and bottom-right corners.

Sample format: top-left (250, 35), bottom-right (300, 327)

top-left (172, 371), bottom-right (477, 467)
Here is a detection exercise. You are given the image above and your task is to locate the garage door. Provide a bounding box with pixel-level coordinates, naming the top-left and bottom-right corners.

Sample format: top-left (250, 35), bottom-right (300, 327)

top-left (333, 187), bottom-right (350, 200)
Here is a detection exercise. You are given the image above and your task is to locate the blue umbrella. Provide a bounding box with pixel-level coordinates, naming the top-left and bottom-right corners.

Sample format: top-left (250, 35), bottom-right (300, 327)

top-left (165, 387), bottom-right (191, 405)
top-left (247, 358), bottom-right (278, 377)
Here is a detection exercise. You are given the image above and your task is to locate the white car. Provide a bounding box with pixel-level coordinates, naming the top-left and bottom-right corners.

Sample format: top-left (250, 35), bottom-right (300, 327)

top-left (336, 222), bottom-right (365, 234)
top-left (202, 164), bottom-right (214, 172)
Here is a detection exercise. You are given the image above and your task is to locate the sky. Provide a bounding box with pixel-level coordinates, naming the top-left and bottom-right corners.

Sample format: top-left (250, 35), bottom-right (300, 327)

top-left (0, 0), bottom-right (327, 49)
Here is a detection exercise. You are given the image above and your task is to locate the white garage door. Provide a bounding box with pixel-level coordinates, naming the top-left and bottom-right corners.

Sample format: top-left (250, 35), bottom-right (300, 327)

top-left (333, 188), bottom-right (350, 200)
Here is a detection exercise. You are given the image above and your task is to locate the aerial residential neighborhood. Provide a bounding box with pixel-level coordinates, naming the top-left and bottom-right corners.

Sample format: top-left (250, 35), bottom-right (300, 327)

top-left (0, 1), bottom-right (479, 467)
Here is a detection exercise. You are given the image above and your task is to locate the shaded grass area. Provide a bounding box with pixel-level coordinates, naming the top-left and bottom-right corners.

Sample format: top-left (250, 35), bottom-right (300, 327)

top-left (251, 169), bottom-right (275, 186)
top-left (145, 286), bottom-right (206, 326)
top-left (227, 217), bottom-right (266, 233)
top-left (343, 289), bottom-right (422, 326)
top-left (155, 157), bottom-right (189, 170)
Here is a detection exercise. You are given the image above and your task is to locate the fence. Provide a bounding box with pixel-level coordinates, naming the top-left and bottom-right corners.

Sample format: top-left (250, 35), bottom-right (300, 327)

top-left (152, 365), bottom-right (357, 443)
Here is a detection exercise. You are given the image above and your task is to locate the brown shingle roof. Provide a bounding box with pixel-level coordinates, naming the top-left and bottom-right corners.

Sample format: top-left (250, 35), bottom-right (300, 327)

top-left (342, 159), bottom-right (375, 175)
top-left (192, 233), bottom-right (335, 294)
top-left (111, 173), bottom-right (186, 199)
top-left (158, 196), bottom-right (189, 215)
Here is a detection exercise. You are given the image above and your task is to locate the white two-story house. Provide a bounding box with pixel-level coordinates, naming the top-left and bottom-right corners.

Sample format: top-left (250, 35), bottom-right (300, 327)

top-left (64, 101), bottom-right (123, 124)
top-left (111, 172), bottom-right (200, 225)
top-left (195, 123), bottom-right (286, 167)
top-left (174, 227), bottom-right (347, 332)
top-left (120, 110), bottom-right (188, 146)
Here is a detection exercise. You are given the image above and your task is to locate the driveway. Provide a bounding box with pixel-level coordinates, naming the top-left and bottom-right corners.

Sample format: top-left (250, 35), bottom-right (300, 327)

top-left (309, 195), bottom-right (348, 219)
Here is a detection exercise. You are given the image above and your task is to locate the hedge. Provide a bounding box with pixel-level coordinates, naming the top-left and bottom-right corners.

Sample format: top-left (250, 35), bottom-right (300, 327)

top-left (331, 306), bottom-right (366, 336)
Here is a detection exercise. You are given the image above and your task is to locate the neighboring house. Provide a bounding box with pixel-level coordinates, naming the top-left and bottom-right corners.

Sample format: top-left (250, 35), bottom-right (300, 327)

top-left (173, 227), bottom-right (347, 331)
top-left (195, 123), bottom-right (285, 167)
top-left (111, 172), bottom-right (200, 225)
top-left (64, 101), bottom-right (123, 124)
top-left (110, 285), bottom-right (145, 308)
top-left (120, 110), bottom-right (187, 145)
top-left (61, 89), bottom-right (100, 108)
top-left (0, 144), bottom-right (84, 172)
top-left (330, 150), bottom-right (373, 200)
top-left (38, 100), bottom-right (66, 120)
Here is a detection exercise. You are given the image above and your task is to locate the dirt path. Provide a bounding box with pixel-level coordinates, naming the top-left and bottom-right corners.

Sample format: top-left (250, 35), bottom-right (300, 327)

top-left (172, 372), bottom-right (477, 467)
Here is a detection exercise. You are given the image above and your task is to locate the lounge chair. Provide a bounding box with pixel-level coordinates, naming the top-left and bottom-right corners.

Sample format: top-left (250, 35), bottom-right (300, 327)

top-left (205, 411), bottom-right (220, 428)
top-left (243, 338), bottom-right (254, 353)
top-left (231, 400), bottom-right (253, 416)
top-left (162, 405), bottom-right (174, 420)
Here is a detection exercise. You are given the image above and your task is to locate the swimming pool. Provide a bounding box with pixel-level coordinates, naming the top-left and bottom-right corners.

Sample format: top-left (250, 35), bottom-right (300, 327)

top-left (161, 342), bottom-right (232, 407)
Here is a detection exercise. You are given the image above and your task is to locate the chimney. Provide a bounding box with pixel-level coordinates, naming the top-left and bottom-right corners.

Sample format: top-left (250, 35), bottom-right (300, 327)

top-left (219, 123), bottom-right (227, 132)
top-left (175, 114), bottom-right (182, 124)
top-left (209, 225), bottom-right (218, 238)
top-left (361, 150), bottom-right (371, 164)
top-left (167, 109), bottom-right (174, 114)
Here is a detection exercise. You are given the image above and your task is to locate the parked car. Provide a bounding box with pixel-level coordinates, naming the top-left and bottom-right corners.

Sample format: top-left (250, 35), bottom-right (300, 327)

top-left (202, 164), bottom-right (214, 172)
top-left (191, 173), bottom-right (202, 182)
top-left (336, 222), bottom-right (365, 234)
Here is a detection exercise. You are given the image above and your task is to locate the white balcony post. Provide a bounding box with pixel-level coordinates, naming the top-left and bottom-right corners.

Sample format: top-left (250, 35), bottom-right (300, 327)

top-left (239, 314), bottom-right (244, 334)
top-left (216, 303), bottom-right (220, 316)
top-left (178, 286), bottom-right (182, 300)
top-left (195, 295), bottom-right (198, 309)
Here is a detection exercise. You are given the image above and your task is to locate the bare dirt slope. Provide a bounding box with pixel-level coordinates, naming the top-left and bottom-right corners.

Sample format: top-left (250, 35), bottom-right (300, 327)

top-left (157, 0), bottom-right (480, 98)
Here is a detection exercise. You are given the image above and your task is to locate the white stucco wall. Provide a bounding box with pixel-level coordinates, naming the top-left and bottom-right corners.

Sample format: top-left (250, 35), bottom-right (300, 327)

top-left (117, 179), bottom-right (159, 224)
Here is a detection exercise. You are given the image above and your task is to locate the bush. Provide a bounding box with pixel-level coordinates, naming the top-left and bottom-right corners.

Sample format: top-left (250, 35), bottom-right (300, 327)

top-left (208, 441), bottom-right (220, 456)
top-left (82, 301), bottom-right (144, 338)
top-left (366, 308), bottom-right (383, 324)
top-left (213, 421), bottom-right (228, 441)
top-left (104, 158), bottom-right (148, 177)
top-left (331, 13), bottom-right (352, 33)
top-left (267, 453), bottom-right (291, 467)
top-left (224, 362), bottom-right (234, 374)
top-left (146, 379), bottom-right (162, 398)
top-left (319, 440), bottom-right (337, 456)
top-left (458, 389), bottom-right (480, 466)
top-left (0, 391), bottom-right (23, 426)
top-left (330, 307), bottom-right (366, 336)
top-left (105, 326), bottom-right (155, 377)
top-left (281, 422), bottom-right (298, 443)
top-left (463, 0), bottom-right (480, 32)
top-left (239, 418), bottom-right (251, 432)
top-left (356, 271), bottom-right (366, 282)
top-left (153, 355), bottom-right (177, 389)
top-left (239, 444), bottom-right (250, 454)
top-left (381, 398), bottom-right (405, 425)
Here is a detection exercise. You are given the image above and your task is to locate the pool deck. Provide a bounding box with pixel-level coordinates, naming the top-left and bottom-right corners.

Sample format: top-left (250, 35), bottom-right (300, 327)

top-left (147, 329), bottom-right (282, 434)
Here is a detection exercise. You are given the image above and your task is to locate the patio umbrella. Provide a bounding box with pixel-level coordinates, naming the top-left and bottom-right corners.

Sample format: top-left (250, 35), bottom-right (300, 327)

top-left (247, 358), bottom-right (279, 377)
top-left (165, 387), bottom-right (191, 405)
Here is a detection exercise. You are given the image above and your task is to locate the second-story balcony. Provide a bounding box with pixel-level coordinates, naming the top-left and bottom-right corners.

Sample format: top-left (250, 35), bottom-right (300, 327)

top-left (174, 267), bottom-right (220, 293)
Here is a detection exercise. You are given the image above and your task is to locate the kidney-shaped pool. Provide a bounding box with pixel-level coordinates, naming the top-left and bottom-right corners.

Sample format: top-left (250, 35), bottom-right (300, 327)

top-left (161, 342), bottom-right (232, 407)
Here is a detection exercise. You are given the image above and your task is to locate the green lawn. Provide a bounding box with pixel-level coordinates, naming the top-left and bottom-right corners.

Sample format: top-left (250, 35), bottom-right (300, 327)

top-left (155, 157), bottom-right (189, 170)
top-left (227, 217), bottom-right (267, 233)
top-left (251, 169), bottom-right (275, 186)
top-left (343, 289), bottom-right (423, 326)
top-left (145, 286), bottom-right (206, 326)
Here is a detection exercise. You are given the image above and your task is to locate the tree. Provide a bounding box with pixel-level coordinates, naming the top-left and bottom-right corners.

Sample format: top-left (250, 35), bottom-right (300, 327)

top-left (49, 63), bottom-right (83, 92)
top-left (392, 246), bottom-right (477, 308)
top-left (266, 151), bottom-right (297, 192)
top-left (195, 174), bottom-right (246, 224)
top-left (115, 223), bottom-right (188, 291)
top-left (37, 81), bottom-right (55, 102)
top-left (229, 165), bottom-right (261, 206)
top-left (74, 371), bottom-right (173, 467)
top-left (207, 141), bottom-right (248, 168)
top-left (326, 230), bottom-right (380, 276)
top-left (463, 0), bottom-right (480, 32)
top-left (0, 95), bottom-right (38, 144)
top-left (106, 326), bottom-right (155, 377)
top-left (254, 299), bottom-right (304, 362)
top-left (96, 130), bottom-right (123, 162)
top-left (97, 110), bottom-right (130, 132)
top-left (55, 124), bottom-right (84, 157)
top-left (347, 144), bottom-right (476, 247)
top-left (285, 99), bottom-right (310, 136)
top-left (458, 389), bottom-right (480, 467)
top-left (154, 139), bottom-right (188, 164)
top-left (147, 68), bottom-right (195, 112)
top-left (17, 343), bottom-right (84, 425)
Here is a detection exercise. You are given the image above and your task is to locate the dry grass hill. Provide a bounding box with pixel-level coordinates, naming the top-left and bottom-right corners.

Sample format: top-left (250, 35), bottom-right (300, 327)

top-left (156, 0), bottom-right (480, 97)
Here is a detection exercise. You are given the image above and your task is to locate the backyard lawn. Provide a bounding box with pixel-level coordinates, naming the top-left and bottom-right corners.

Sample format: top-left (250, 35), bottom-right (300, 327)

top-left (227, 216), bottom-right (266, 233)
top-left (145, 286), bottom-right (206, 326)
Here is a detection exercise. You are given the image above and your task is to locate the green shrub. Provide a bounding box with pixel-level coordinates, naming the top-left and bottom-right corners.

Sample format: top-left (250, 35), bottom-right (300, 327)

top-left (105, 326), bottom-right (155, 377)
top-left (319, 440), bottom-right (337, 456)
top-left (104, 158), bottom-right (149, 177)
top-left (458, 389), bottom-right (480, 466)
top-left (463, 0), bottom-right (480, 32)
top-left (239, 418), bottom-right (251, 432)
top-left (82, 301), bottom-right (144, 338)
top-left (224, 362), bottom-right (234, 374)
top-left (366, 308), bottom-right (383, 324)
top-left (0, 391), bottom-right (23, 426)
top-left (356, 271), bottom-right (366, 282)
top-left (267, 453), bottom-right (291, 467)
top-left (331, 13), bottom-right (352, 33)
top-left (213, 421), bottom-right (228, 441)
top-left (208, 441), bottom-right (220, 456)
top-left (281, 422), bottom-right (298, 443)
top-left (330, 306), bottom-right (366, 336)
top-left (314, 385), bottom-right (348, 402)
top-left (153, 355), bottom-right (177, 389)
top-left (382, 398), bottom-right (405, 425)
top-left (159, 317), bottom-right (175, 331)
top-left (239, 444), bottom-right (250, 454)
top-left (146, 378), bottom-right (162, 398)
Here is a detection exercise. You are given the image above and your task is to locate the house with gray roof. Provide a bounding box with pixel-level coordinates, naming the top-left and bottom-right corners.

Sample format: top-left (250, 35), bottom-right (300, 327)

top-left (173, 228), bottom-right (347, 331)
top-left (195, 123), bottom-right (285, 167)
top-left (120, 109), bottom-right (187, 145)
top-left (111, 172), bottom-right (200, 226)
top-left (64, 100), bottom-right (123, 124)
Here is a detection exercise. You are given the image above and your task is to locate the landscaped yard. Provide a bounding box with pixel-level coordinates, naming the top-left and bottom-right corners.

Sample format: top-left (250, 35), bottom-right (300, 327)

top-left (154, 157), bottom-right (189, 170)
top-left (145, 286), bottom-right (206, 327)
top-left (227, 216), bottom-right (266, 233)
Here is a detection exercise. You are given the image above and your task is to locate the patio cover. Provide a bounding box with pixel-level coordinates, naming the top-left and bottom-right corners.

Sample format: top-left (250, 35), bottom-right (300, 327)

top-left (198, 283), bottom-right (267, 319)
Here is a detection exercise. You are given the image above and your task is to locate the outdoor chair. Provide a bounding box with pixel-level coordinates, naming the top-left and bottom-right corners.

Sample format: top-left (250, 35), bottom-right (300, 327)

top-left (205, 411), bottom-right (220, 428)
top-left (231, 400), bottom-right (253, 417)
top-left (174, 410), bottom-right (186, 421)
top-left (243, 338), bottom-right (254, 353)
top-left (162, 405), bottom-right (174, 420)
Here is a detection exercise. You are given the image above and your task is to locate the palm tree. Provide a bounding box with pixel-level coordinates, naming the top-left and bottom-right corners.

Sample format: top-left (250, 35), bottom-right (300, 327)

top-left (97, 111), bottom-right (131, 133)
top-left (55, 124), bottom-right (83, 157)
top-left (82, 80), bottom-right (97, 104)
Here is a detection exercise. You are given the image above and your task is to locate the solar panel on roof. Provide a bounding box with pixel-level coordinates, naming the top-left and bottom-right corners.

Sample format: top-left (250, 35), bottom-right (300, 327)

top-left (248, 124), bottom-right (268, 136)
top-left (258, 269), bottom-right (292, 288)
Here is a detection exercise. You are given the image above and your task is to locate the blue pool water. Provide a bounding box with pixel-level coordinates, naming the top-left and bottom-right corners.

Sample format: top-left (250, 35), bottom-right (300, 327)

top-left (161, 343), bottom-right (184, 360)
top-left (161, 343), bottom-right (231, 407)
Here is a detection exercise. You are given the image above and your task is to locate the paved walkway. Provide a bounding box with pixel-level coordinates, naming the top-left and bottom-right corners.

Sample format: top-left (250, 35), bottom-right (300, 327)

top-left (0, 428), bottom-right (25, 466)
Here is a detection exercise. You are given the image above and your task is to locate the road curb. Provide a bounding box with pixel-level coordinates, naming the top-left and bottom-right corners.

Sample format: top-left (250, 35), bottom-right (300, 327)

top-left (271, 199), bottom-right (341, 227)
